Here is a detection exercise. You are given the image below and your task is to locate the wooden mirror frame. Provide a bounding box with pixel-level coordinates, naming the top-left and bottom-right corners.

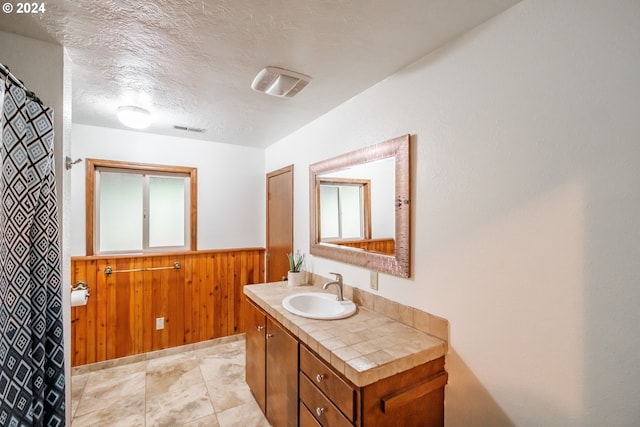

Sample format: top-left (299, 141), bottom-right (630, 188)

top-left (309, 134), bottom-right (411, 277)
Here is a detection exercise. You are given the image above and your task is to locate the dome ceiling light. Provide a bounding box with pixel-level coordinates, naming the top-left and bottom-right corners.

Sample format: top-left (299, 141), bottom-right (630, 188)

top-left (117, 106), bottom-right (152, 129)
top-left (251, 67), bottom-right (311, 98)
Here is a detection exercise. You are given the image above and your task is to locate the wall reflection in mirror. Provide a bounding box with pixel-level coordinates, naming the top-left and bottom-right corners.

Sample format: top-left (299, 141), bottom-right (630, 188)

top-left (310, 134), bottom-right (410, 277)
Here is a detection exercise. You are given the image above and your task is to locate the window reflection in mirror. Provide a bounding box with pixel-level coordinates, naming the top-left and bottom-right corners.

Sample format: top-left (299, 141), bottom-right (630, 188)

top-left (317, 156), bottom-right (396, 255)
top-left (319, 179), bottom-right (370, 241)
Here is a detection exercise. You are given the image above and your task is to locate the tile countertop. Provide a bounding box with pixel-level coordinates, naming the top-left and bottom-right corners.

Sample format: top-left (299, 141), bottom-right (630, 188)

top-left (244, 282), bottom-right (447, 388)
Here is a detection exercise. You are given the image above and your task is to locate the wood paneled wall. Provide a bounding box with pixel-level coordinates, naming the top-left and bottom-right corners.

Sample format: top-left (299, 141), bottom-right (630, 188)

top-left (335, 238), bottom-right (395, 255)
top-left (71, 248), bottom-right (265, 367)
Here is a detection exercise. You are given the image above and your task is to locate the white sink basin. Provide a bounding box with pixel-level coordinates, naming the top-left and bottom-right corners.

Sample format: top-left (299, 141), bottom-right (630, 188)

top-left (282, 292), bottom-right (357, 320)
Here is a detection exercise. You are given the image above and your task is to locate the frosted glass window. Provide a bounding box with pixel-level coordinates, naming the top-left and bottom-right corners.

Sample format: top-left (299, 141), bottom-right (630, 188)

top-left (340, 186), bottom-right (362, 238)
top-left (320, 186), bottom-right (340, 239)
top-left (148, 176), bottom-right (186, 247)
top-left (319, 183), bottom-right (364, 240)
top-left (95, 168), bottom-right (190, 254)
top-left (98, 172), bottom-right (143, 252)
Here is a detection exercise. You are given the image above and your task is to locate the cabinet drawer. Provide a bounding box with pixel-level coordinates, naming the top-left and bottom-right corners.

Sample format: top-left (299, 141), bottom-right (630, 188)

top-left (300, 345), bottom-right (356, 421)
top-left (300, 374), bottom-right (353, 427)
top-left (299, 401), bottom-right (322, 427)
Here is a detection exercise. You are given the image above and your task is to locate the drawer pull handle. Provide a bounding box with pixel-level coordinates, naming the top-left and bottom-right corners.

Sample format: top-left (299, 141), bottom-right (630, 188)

top-left (266, 333), bottom-right (274, 339)
top-left (316, 374), bottom-right (324, 382)
top-left (316, 407), bottom-right (325, 416)
top-left (257, 325), bottom-right (264, 332)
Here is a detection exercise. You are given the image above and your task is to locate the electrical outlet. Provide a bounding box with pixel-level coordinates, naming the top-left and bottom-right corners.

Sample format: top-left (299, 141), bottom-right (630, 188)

top-left (155, 317), bottom-right (164, 330)
top-left (370, 271), bottom-right (378, 290)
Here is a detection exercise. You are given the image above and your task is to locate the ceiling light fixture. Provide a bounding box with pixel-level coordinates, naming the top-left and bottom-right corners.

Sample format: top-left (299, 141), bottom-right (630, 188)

top-left (117, 106), bottom-right (151, 129)
top-left (251, 66), bottom-right (311, 98)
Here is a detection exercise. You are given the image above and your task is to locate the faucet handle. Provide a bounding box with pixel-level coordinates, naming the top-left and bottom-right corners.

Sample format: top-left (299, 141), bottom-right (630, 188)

top-left (329, 272), bottom-right (343, 283)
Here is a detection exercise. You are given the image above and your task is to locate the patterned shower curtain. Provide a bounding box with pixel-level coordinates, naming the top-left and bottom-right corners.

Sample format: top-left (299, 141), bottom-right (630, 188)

top-left (0, 78), bottom-right (66, 425)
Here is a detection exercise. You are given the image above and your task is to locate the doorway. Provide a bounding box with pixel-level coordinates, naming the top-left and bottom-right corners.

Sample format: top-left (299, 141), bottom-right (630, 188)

top-left (266, 165), bottom-right (294, 282)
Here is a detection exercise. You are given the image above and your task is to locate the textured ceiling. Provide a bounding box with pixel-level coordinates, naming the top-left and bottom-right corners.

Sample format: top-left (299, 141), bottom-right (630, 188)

top-left (0, 0), bottom-right (519, 147)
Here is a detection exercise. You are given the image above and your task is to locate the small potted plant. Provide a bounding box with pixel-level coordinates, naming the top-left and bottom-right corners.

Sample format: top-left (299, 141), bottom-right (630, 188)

top-left (287, 250), bottom-right (305, 286)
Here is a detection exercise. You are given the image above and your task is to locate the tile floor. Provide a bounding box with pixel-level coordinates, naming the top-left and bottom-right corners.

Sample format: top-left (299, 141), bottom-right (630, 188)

top-left (71, 337), bottom-right (272, 426)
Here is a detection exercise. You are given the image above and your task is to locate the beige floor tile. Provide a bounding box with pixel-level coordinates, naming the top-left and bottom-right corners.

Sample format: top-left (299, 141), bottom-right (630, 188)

top-left (71, 354), bottom-right (146, 376)
top-left (146, 382), bottom-right (214, 426)
top-left (206, 377), bottom-right (255, 413)
top-left (205, 359), bottom-right (245, 385)
top-left (216, 400), bottom-right (272, 427)
top-left (194, 339), bottom-right (245, 358)
top-left (70, 372), bottom-right (89, 418)
top-left (193, 334), bottom-right (244, 350)
top-left (71, 337), bottom-right (270, 427)
top-left (184, 413), bottom-right (221, 427)
top-left (72, 394), bottom-right (145, 427)
top-left (146, 353), bottom-right (204, 398)
top-left (75, 363), bottom-right (146, 417)
top-left (197, 344), bottom-right (245, 383)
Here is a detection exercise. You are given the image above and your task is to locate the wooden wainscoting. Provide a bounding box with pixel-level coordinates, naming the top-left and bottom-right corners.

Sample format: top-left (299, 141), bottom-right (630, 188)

top-left (70, 248), bottom-right (265, 367)
top-left (335, 238), bottom-right (395, 255)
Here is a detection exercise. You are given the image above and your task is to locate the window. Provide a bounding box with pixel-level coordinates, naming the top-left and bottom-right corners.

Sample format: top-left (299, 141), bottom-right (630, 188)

top-left (318, 179), bottom-right (371, 241)
top-left (86, 159), bottom-right (197, 255)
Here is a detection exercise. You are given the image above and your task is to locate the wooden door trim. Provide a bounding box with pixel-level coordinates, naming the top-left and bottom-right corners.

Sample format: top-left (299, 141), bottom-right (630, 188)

top-left (266, 164), bottom-right (294, 282)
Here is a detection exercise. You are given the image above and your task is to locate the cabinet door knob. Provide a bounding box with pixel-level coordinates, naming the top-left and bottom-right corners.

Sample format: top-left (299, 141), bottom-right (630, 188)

top-left (316, 374), bottom-right (324, 382)
top-left (316, 407), bottom-right (325, 416)
top-left (257, 325), bottom-right (264, 332)
top-left (266, 333), bottom-right (274, 339)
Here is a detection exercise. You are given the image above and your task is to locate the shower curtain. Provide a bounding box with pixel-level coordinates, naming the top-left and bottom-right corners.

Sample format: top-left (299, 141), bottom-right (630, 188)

top-left (0, 78), bottom-right (65, 425)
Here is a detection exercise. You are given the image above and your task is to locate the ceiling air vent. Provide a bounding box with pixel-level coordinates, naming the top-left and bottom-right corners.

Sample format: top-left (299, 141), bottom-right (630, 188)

top-left (251, 66), bottom-right (311, 98)
top-left (173, 125), bottom-right (205, 133)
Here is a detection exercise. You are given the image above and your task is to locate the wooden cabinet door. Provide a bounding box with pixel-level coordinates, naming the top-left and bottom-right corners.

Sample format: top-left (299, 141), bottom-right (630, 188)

top-left (245, 301), bottom-right (266, 413)
top-left (266, 316), bottom-right (299, 427)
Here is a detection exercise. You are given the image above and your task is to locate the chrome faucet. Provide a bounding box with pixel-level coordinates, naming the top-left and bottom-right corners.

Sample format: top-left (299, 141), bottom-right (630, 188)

top-left (323, 272), bottom-right (344, 301)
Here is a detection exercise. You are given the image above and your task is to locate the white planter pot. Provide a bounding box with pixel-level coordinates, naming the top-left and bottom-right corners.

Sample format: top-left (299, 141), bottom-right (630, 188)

top-left (287, 271), bottom-right (305, 287)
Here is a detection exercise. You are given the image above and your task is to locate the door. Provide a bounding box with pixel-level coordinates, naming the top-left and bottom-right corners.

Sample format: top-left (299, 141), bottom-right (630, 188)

top-left (266, 317), bottom-right (299, 427)
top-left (266, 165), bottom-right (294, 282)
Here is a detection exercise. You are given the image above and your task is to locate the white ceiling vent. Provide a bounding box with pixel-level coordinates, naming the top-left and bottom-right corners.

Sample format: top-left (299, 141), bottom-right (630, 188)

top-left (174, 125), bottom-right (205, 133)
top-left (251, 67), bottom-right (311, 98)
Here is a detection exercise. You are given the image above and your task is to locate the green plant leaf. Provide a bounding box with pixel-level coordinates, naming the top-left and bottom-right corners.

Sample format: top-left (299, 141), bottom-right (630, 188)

top-left (287, 251), bottom-right (305, 272)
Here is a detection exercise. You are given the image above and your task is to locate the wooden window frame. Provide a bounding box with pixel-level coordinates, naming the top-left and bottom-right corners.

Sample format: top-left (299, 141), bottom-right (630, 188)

top-left (86, 158), bottom-right (197, 256)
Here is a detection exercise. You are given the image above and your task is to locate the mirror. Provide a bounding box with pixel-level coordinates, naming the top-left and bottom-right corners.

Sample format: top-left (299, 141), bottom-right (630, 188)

top-left (310, 134), bottom-right (410, 277)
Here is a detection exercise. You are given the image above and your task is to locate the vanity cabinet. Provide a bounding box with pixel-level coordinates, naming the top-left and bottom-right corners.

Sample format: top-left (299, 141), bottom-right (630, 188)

top-left (300, 342), bottom-right (447, 427)
top-left (245, 292), bottom-right (447, 427)
top-left (245, 300), bottom-right (298, 427)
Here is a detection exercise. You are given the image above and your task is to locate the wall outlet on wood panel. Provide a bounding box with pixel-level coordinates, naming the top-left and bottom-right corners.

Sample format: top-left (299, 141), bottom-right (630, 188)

top-left (156, 317), bottom-right (164, 330)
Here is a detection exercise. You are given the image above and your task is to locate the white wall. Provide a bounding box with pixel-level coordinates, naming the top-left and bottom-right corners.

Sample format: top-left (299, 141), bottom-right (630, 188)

top-left (70, 124), bottom-right (265, 255)
top-left (1, 31), bottom-right (72, 425)
top-left (265, 0), bottom-right (640, 425)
